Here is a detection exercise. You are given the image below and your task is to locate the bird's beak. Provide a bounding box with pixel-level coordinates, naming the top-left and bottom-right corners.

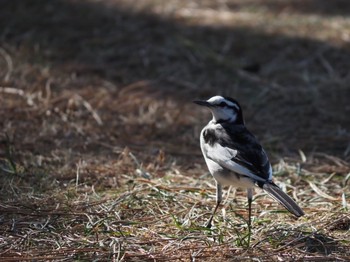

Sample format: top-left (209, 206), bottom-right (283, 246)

top-left (193, 100), bottom-right (212, 107)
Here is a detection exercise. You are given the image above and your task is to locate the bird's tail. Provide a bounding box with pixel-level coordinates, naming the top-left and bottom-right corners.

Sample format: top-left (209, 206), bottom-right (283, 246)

top-left (263, 182), bottom-right (304, 217)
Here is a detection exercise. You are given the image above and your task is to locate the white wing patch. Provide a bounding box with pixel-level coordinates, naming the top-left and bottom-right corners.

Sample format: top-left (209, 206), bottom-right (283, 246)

top-left (262, 148), bottom-right (273, 180)
top-left (267, 162), bottom-right (273, 180)
top-left (203, 142), bottom-right (267, 183)
top-left (206, 142), bottom-right (237, 160)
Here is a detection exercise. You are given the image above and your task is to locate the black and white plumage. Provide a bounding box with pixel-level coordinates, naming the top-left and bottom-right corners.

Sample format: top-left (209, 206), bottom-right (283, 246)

top-left (194, 95), bottom-right (304, 229)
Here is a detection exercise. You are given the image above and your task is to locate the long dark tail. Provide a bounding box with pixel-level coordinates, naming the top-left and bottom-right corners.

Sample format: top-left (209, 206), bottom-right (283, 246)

top-left (263, 182), bottom-right (304, 217)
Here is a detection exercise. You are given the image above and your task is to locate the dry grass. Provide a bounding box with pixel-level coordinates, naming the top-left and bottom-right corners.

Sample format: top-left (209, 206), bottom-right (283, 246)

top-left (0, 0), bottom-right (350, 261)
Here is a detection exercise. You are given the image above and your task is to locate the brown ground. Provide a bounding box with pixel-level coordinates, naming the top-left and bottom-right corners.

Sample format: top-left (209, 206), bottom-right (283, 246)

top-left (0, 0), bottom-right (349, 261)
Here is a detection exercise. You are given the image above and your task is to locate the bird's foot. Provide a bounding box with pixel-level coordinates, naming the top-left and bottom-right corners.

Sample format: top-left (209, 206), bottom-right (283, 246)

top-left (205, 222), bottom-right (212, 229)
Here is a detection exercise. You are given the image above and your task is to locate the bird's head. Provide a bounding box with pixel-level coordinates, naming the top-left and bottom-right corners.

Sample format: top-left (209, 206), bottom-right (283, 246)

top-left (194, 95), bottom-right (244, 124)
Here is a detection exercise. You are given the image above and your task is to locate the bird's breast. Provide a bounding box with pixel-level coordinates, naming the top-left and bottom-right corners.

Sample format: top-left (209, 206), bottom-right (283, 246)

top-left (204, 157), bottom-right (255, 188)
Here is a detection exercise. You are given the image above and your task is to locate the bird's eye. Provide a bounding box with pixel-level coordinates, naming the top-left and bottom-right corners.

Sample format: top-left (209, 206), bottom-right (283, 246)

top-left (218, 102), bottom-right (227, 107)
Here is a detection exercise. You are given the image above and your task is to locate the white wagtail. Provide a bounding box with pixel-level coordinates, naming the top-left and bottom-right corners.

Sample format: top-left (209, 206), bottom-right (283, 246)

top-left (194, 95), bottom-right (304, 229)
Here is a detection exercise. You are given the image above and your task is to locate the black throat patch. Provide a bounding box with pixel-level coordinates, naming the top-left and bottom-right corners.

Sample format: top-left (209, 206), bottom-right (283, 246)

top-left (203, 128), bottom-right (217, 146)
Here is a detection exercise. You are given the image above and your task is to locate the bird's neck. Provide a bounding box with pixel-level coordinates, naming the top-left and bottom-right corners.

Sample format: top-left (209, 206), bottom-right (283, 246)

top-left (212, 116), bottom-right (244, 125)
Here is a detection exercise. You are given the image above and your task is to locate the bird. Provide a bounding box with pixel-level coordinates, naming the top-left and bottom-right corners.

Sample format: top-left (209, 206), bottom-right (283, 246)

top-left (194, 95), bottom-right (304, 230)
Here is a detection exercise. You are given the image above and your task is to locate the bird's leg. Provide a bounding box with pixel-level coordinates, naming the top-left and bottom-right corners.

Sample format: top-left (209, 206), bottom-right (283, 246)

top-left (247, 188), bottom-right (253, 240)
top-left (206, 183), bottom-right (222, 228)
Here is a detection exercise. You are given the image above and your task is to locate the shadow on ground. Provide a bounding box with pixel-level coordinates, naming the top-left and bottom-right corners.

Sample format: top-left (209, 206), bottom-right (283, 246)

top-left (0, 0), bottom-right (349, 183)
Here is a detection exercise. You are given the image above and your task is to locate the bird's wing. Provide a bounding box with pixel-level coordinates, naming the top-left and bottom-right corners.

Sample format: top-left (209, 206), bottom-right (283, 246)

top-left (202, 124), bottom-right (272, 182)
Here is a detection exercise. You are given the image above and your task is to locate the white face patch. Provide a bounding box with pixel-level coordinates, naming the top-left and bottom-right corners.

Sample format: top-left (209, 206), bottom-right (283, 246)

top-left (211, 107), bottom-right (237, 123)
top-left (206, 96), bottom-right (240, 122)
